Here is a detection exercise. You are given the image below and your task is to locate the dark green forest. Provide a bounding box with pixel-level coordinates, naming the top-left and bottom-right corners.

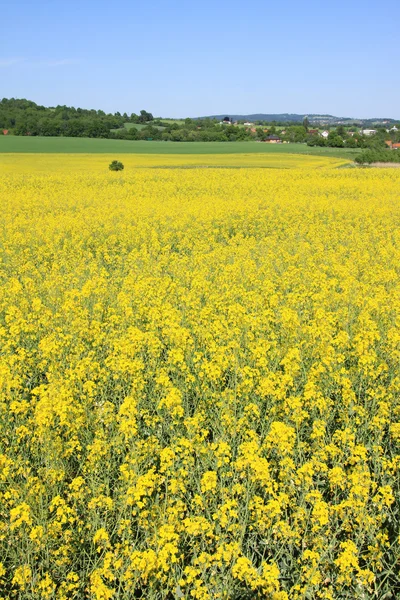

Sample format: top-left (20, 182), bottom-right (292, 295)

top-left (0, 98), bottom-right (133, 138)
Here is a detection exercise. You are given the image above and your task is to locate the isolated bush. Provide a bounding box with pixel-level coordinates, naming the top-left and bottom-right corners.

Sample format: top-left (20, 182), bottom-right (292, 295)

top-left (109, 160), bottom-right (124, 171)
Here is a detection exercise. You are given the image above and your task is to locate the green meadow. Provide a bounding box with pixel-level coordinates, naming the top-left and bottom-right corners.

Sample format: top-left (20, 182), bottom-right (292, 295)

top-left (0, 136), bottom-right (361, 159)
top-left (111, 123), bottom-right (166, 132)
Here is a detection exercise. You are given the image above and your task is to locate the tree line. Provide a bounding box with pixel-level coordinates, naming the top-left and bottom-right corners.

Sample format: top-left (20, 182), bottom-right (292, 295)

top-left (355, 149), bottom-right (400, 164)
top-left (0, 98), bottom-right (154, 138)
top-left (1, 99), bottom-right (399, 147)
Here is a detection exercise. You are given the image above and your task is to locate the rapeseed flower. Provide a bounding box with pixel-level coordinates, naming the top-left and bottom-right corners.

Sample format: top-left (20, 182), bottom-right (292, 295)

top-left (0, 154), bottom-right (399, 597)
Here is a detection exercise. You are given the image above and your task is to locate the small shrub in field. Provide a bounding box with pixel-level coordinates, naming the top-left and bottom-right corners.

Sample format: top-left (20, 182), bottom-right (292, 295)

top-left (109, 160), bottom-right (124, 171)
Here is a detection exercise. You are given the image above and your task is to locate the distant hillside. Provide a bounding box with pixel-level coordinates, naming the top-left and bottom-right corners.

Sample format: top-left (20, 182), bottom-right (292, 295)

top-left (197, 113), bottom-right (333, 123)
top-left (197, 113), bottom-right (397, 125)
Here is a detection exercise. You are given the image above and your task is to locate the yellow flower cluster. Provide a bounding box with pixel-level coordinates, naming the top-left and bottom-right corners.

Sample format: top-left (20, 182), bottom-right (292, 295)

top-left (0, 154), bottom-right (399, 599)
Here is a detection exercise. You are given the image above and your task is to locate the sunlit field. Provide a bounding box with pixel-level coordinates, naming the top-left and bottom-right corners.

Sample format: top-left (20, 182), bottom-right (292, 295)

top-left (0, 154), bottom-right (399, 599)
top-left (0, 152), bottom-right (349, 172)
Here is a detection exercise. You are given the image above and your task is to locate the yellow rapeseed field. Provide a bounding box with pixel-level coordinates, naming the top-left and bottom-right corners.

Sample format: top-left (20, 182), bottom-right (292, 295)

top-left (0, 152), bottom-right (349, 173)
top-left (0, 154), bottom-right (399, 599)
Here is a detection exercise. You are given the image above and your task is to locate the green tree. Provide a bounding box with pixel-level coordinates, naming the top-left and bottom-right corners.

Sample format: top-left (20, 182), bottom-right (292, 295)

top-left (139, 110), bottom-right (154, 123)
top-left (284, 125), bottom-right (307, 143)
top-left (109, 160), bottom-right (124, 171)
top-left (345, 137), bottom-right (357, 148)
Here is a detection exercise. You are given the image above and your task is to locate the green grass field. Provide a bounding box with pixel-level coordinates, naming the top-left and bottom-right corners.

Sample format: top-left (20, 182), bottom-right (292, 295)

top-left (0, 136), bottom-right (361, 159)
top-left (159, 119), bottom-right (185, 125)
top-left (111, 123), bottom-right (165, 132)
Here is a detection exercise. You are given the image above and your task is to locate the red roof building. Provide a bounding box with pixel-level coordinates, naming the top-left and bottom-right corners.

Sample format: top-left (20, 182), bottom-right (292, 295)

top-left (386, 141), bottom-right (400, 149)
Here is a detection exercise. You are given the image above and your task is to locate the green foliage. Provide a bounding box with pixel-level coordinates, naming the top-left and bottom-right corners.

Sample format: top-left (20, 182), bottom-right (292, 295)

top-left (139, 110), bottom-right (154, 123)
top-left (283, 126), bottom-right (307, 143)
top-left (0, 98), bottom-right (156, 140)
top-left (307, 135), bottom-right (327, 147)
top-left (109, 160), bottom-right (124, 171)
top-left (328, 135), bottom-right (344, 148)
top-left (307, 129), bottom-right (355, 149)
top-left (355, 149), bottom-right (400, 164)
top-left (345, 137), bottom-right (357, 148)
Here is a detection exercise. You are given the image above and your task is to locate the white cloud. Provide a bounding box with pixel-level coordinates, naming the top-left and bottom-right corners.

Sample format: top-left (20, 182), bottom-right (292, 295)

top-left (0, 58), bottom-right (25, 67)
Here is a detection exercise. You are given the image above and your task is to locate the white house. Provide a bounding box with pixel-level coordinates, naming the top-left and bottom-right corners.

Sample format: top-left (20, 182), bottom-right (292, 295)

top-left (361, 129), bottom-right (377, 136)
top-left (320, 130), bottom-right (329, 138)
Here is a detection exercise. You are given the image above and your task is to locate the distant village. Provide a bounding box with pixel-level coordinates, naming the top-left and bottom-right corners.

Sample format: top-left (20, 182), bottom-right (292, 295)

top-left (217, 116), bottom-right (400, 147)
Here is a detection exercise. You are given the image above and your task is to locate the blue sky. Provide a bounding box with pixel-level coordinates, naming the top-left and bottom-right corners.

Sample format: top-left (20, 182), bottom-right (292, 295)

top-left (1, 0), bottom-right (399, 118)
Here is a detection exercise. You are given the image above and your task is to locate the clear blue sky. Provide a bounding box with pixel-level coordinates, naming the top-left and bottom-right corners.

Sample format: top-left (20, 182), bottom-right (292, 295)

top-left (1, 0), bottom-right (399, 118)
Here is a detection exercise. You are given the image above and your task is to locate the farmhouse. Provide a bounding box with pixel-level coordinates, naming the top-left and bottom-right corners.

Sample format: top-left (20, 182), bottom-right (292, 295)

top-left (308, 129), bottom-right (319, 135)
top-left (264, 135), bottom-right (282, 143)
top-left (321, 131), bottom-right (329, 138)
